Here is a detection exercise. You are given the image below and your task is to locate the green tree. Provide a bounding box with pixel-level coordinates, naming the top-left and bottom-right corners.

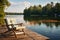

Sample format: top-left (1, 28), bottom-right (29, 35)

top-left (24, 2), bottom-right (60, 20)
top-left (42, 3), bottom-right (52, 18)
top-left (51, 2), bottom-right (54, 7)
top-left (52, 3), bottom-right (60, 19)
top-left (0, 0), bottom-right (10, 25)
top-left (37, 5), bottom-right (42, 15)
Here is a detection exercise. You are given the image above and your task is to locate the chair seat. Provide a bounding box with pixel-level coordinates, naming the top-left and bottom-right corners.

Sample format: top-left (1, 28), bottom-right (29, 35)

top-left (16, 26), bottom-right (25, 30)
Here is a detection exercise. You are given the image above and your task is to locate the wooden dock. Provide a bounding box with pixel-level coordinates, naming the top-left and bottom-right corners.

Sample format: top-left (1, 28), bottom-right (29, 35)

top-left (0, 26), bottom-right (49, 40)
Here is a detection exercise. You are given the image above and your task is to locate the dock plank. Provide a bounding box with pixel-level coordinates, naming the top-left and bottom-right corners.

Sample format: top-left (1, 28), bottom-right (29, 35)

top-left (0, 26), bottom-right (49, 40)
top-left (25, 29), bottom-right (49, 40)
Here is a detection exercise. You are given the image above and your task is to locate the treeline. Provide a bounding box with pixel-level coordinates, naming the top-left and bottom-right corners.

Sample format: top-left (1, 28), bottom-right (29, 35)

top-left (5, 12), bottom-right (23, 15)
top-left (24, 2), bottom-right (60, 20)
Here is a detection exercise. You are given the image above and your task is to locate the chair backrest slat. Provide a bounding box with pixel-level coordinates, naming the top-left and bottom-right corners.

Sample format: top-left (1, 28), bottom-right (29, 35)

top-left (4, 18), bottom-right (17, 31)
top-left (4, 19), bottom-right (11, 31)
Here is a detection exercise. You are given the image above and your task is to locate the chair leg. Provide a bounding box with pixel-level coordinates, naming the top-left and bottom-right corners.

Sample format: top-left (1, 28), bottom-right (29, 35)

top-left (13, 30), bottom-right (17, 38)
top-left (22, 29), bottom-right (25, 35)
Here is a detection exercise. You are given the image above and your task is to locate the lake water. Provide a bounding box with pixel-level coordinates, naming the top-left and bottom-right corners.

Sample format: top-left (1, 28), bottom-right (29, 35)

top-left (5, 15), bottom-right (60, 40)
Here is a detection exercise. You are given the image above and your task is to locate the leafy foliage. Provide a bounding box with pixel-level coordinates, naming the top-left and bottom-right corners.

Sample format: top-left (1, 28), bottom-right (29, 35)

top-left (24, 2), bottom-right (60, 20)
top-left (0, 0), bottom-right (10, 25)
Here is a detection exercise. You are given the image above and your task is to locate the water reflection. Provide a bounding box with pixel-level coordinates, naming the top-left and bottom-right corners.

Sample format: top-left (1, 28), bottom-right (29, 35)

top-left (43, 22), bottom-right (60, 28)
top-left (24, 16), bottom-right (60, 27)
top-left (24, 16), bottom-right (60, 40)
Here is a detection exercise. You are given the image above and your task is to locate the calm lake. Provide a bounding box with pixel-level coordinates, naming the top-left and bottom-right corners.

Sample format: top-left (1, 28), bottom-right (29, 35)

top-left (5, 15), bottom-right (60, 40)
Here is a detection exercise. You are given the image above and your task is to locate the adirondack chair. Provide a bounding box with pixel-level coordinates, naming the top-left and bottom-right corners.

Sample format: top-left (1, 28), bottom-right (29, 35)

top-left (4, 18), bottom-right (25, 38)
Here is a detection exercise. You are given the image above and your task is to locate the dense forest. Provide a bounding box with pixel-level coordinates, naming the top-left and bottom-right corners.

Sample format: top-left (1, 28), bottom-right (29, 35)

top-left (24, 2), bottom-right (60, 20)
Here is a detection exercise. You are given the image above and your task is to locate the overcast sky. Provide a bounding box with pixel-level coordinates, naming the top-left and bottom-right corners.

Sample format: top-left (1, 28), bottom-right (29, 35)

top-left (5, 0), bottom-right (60, 13)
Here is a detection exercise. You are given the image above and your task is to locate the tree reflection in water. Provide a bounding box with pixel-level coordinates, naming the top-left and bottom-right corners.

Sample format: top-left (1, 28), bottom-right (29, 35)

top-left (24, 16), bottom-right (60, 28)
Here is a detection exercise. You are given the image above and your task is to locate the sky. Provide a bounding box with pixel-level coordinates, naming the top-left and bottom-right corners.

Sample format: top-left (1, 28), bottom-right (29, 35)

top-left (5, 0), bottom-right (60, 13)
